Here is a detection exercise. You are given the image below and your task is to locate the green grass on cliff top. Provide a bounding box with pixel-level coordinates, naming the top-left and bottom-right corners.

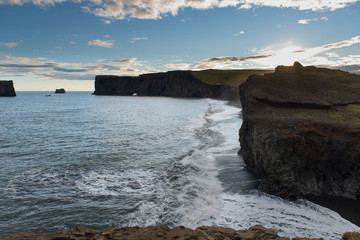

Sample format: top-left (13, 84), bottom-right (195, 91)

top-left (191, 69), bottom-right (273, 87)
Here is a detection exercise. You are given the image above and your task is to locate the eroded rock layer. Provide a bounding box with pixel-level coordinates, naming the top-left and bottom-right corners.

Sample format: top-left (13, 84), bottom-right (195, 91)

top-left (239, 62), bottom-right (360, 199)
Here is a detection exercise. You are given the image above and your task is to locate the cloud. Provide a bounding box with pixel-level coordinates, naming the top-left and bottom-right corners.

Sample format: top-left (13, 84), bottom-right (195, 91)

top-left (96, 58), bottom-right (140, 65)
top-left (0, 0), bottom-right (358, 20)
top-left (322, 36), bottom-right (360, 50)
top-left (234, 30), bottom-right (245, 36)
top-left (0, 41), bottom-right (20, 48)
top-left (193, 55), bottom-right (274, 70)
top-left (185, 36), bottom-right (360, 71)
top-left (160, 63), bottom-right (193, 70)
top-left (130, 37), bottom-right (148, 43)
top-left (132, 37), bottom-right (148, 41)
top-left (298, 17), bottom-right (328, 24)
top-left (88, 39), bottom-right (114, 48)
top-left (0, 55), bottom-right (147, 81)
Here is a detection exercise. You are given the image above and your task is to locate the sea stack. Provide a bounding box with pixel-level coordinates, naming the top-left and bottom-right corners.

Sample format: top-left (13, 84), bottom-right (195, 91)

top-left (239, 62), bottom-right (360, 200)
top-left (0, 80), bottom-right (16, 97)
top-left (55, 88), bottom-right (65, 94)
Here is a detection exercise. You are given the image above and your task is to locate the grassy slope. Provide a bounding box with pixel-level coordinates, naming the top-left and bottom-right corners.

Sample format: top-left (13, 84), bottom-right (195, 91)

top-left (190, 69), bottom-right (274, 87)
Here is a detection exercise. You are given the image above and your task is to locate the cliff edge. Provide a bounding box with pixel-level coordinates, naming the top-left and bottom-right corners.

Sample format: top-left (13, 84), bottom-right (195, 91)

top-left (239, 62), bottom-right (360, 200)
top-left (0, 80), bottom-right (16, 97)
top-left (94, 70), bottom-right (272, 101)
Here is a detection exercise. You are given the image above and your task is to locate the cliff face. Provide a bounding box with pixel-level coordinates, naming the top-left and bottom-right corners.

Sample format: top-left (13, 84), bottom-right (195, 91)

top-left (239, 62), bottom-right (360, 199)
top-left (94, 71), bottom-right (237, 100)
top-left (0, 80), bottom-right (16, 97)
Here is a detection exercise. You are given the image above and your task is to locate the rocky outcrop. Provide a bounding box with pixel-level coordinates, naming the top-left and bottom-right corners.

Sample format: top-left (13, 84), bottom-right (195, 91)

top-left (239, 62), bottom-right (360, 199)
top-left (0, 80), bottom-right (16, 97)
top-left (0, 224), bottom-right (322, 240)
top-left (55, 88), bottom-right (65, 94)
top-left (94, 71), bottom-right (238, 100)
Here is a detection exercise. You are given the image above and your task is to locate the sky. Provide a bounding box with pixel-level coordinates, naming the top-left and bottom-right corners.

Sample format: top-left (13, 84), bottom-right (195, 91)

top-left (0, 0), bottom-right (360, 91)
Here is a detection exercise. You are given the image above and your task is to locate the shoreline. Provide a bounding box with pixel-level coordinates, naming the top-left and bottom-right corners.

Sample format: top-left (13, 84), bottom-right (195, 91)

top-left (309, 197), bottom-right (360, 227)
top-left (227, 98), bottom-right (360, 228)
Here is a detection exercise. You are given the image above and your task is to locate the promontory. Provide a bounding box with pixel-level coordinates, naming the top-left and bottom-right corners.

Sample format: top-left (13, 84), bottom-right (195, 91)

top-left (239, 62), bottom-right (360, 201)
top-left (93, 69), bottom-right (272, 101)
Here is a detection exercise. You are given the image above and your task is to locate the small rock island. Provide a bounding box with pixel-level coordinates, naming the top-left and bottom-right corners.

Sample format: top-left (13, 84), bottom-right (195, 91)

top-left (0, 80), bottom-right (16, 97)
top-left (239, 62), bottom-right (360, 200)
top-left (55, 88), bottom-right (65, 94)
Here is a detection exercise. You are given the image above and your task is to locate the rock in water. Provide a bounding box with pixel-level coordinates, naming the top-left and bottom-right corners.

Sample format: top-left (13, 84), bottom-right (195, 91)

top-left (239, 62), bottom-right (360, 199)
top-left (55, 88), bottom-right (65, 94)
top-left (0, 80), bottom-right (16, 97)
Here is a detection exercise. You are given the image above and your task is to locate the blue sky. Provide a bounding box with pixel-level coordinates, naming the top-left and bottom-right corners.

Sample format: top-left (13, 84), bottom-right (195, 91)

top-left (0, 0), bottom-right (359, 91)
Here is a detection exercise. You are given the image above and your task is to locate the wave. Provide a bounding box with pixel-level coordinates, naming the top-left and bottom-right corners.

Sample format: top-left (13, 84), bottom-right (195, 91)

top-left (2, 98), bottom-right (359, 239)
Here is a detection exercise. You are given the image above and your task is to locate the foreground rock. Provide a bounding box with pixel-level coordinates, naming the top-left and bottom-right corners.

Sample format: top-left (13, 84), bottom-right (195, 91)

top-left (239, 62), bottom-right (360, 199)
top-left (0, 80), bottom-right (16, 96)
top-left (0, 225), bottom-right (322, 240)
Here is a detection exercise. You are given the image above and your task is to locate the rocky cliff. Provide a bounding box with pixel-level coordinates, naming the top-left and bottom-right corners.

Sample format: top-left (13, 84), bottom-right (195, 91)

top-left (0, 224), bottom-right (322, 240)
top-left (239, 62), bottom-right (360, 199)
top-left (0, 80), bottom-right (16, 97)
top-left (93, 70), bottom-right (272, 101)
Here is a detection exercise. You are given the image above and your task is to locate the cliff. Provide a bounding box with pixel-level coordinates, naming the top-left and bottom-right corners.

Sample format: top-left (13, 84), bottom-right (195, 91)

top-left (0, 80), bottom-right (16, 97)
top-left (93, 70), bottom-right (272, 101)
top-left (0, 224), bottom-right (322, 240)
top-left (239, 62), bottom-right (360, 199)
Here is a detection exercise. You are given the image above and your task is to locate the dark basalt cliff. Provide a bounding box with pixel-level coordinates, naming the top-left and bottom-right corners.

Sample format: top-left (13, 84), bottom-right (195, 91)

top-left (0, 80), bottom-right (16, 97)
top-left (239, 62), bottom-right (360, 199)
top-left (94, 71), bottom-right (238, 100)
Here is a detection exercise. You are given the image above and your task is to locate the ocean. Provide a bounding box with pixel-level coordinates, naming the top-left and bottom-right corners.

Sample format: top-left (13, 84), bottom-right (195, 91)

top-left (0, 92), bottom-right (359, 239)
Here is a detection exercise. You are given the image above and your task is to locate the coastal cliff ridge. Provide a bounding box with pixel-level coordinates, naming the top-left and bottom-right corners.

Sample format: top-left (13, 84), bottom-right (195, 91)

top-left (239, 62), bottom-right (360, 201)
top-left (93, 69), bottom-right (272, 101)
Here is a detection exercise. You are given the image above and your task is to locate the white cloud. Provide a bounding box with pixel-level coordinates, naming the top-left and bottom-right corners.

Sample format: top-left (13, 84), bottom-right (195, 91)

top-left (298, 17), bottom-right (328, 24)
top-left (0, 0), bottom-right (358, 20)
top-left (160, 63), bottom-right (192, 70)
top-left (184, 35), bottom-right (360, 70)
top-left (0, 41), bottom-right (20, 48)
top-left (88, 39), bottom-right (114, 48)
top-left (132, 37), bottom-right (148, 41)
top-left (130, 37), bottom-right (148, 43)
top-left (234, 30), bottom-right (245, 36)
top-left (69, 41), bottom-right (77, 44)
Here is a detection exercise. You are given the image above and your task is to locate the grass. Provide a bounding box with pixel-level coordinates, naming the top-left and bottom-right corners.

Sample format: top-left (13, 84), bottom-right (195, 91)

top-left (191, 69), bottom-right (273, 87)
top-left (346, 104), bottom-right (360, 113)
top-left (293, 112), bottom-right (312, 118)
top-left (343, 232), bottom-right (360, 240)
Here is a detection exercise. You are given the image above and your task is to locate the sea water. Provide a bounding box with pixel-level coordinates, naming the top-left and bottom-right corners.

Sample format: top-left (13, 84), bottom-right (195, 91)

top-left (0, 92), bottom-right (358, 239)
